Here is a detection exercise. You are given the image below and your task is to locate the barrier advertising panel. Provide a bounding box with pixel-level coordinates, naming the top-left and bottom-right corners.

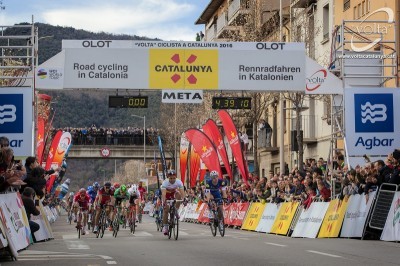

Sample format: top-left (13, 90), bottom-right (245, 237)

top-left (340, 192), bottom-right (376, 238)
top-left (255, 203), bottom-right (281, 233)
top-left (318, 197), bottom-right (349, 238)
top-left (241, 203), bottom-right (266, 231)
top-left (38, 40), bottom-right (305, 91)
top-left (270, 202), bottom-right (299, 235)
top-left (292, 202), bottom-right (329, 238)
top-left (381, 191), bottom-right (400, 241)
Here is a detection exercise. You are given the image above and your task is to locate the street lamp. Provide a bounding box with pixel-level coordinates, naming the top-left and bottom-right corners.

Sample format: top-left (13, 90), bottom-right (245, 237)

top-left (131, 114), bottom-right (146, 164)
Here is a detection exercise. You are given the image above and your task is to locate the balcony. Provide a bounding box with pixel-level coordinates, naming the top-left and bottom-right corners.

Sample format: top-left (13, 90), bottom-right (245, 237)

top-left (292, 114), bottom-right (318, 144)
top-left (228, 0), bottom-right (251, 25)
top-left (216, 10), bottom-right (240, 38)
top-left (205, 25), bottom-right (217, 41)
top-left (291, 0), bottom-right (317, 8)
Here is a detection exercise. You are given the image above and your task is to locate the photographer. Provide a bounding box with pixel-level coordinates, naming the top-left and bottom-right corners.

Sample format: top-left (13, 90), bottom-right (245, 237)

top-left (21, 187), bottom-right (40, 242)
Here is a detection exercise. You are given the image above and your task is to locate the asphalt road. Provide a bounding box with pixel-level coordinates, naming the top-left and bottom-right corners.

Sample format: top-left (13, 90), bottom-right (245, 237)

top-left (1, 213), bottom-right (399, 266)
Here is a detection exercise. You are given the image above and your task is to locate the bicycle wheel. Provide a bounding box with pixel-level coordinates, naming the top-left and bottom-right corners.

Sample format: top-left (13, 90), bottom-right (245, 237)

top-left (168, 212), bottom-right (173, 239)
top-left (174, 214), bottom-right (179, 240)
top-left (113, 217), bottom-right (119, 238)
top-left (218, 218), bottom-right (225, 237)
top-left (210, 211), bottom-right (218, 236)
top-left (68, 212), bottom-right (72, 224)
top-left (138, 209), bottom-right (142, 223)
top-left (77, 212), bottom-right (82, 239)
top-left (100, 212), bottom-right (107, 238)
top-left (96, 214), bottom-right (101, 238)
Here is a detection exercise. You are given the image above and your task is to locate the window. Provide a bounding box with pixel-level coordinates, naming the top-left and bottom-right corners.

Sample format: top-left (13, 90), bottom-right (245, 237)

top-left (367, 0), bottom-right (370, 13)
top-left (344, 0), bottom-right (350, 11)
top-left (362, 1), bottom-right (365, 16)
top-left (354, 6), bottom-right (357, 19)
top-left (358, 4), bottom-right (361, 18)
top-left (323, 4), bottom-right (330, 41)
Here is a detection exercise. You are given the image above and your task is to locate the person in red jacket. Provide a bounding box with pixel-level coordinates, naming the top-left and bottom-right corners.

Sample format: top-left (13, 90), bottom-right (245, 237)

top-left (317, 182), bottom-right (331, 202)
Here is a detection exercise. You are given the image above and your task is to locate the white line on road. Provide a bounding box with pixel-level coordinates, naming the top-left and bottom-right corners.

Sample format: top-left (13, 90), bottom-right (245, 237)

top-left (307, 250), bottom-right (342, 258)
top-left (264, 242), bottom-right (287, 247)
top-left (107, 261), bottom-right (117, 264)
top-left (66, 240), bottom-right (90, 249)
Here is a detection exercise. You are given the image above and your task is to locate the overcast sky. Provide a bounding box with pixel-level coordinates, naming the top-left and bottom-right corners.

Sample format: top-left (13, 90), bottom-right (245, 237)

top-left (0, 0), bottom-right (210, 41)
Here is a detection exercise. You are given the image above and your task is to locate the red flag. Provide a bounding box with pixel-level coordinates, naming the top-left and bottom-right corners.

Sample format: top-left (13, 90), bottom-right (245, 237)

top-left (45, 130), bottom-right (63, 170)
top-left (36, 118), bottom-right (46, 163)
top-left (189, 145), bottom-right (200, 187)
top-left (202, 119), bottom-right (233, 179)
top-left (52, 132), bottom-right (72, 168)
top-left (218, 110), bottom-right (249, 185)
top-left (185, 128), bottom-right (222, 178)
top-left (179, 133), bottom-right (189, 184)
top-left (36, 94), bottom-right (52, 163)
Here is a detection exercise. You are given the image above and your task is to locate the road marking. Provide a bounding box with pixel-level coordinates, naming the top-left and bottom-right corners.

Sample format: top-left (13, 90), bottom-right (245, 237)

top-left (264, 242), bottom-right (287, 247)
top-left (66, 240), bottom-right (90, 249)
top-left (107, 261), bottom-right (117, 264)
top-left (307, 250), bottom-right (342, 258)
top-left (62, 234), bottom-right (78, 239)
top-left (132, 231), bottom-right (153, 237)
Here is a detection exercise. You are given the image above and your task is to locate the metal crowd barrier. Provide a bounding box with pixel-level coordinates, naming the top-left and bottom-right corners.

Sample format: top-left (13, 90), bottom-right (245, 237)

top-left (368, 183), bottom-right (398, 230)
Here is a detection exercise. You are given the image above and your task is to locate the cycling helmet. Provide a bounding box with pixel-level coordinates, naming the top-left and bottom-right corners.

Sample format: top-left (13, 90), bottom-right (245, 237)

top-left (104, 182), bottom-right (112, 187)
top-left (69, 192), bottom-right (74, 196)
top-left (167, 169), bottom-right (176, 176)
top-left (87, 185), bottom-right (93, 192)
top-left (79, 188), bottom-right (86, 194)
top-left (93, 182), bottom-right (100, 189)
top-left (113, 182), bottom-right (120, 189)
top-left (121, 185), bottom-right (127, 192)
top-left (210, 170), bottom-right (219, 178)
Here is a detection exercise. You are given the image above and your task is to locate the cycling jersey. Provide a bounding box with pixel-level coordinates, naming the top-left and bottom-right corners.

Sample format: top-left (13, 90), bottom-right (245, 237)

top-left (205, 179), bottom-right (227, 200)
top-left (73, 193), bottom-right (90, 210)
top-left (114, 188), bottom-right (130, 201)
top-left (98, 187), bottom-right (115, 205)
top-left (138, 186), bottom-right (146, 201)
top-left (161, 179), bottom-right (184, 200)
top-left (87, 189), bottom-right (97, 203)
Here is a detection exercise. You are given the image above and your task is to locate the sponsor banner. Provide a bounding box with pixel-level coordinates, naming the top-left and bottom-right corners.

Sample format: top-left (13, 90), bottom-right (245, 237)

top-left (189, 145), bottom-right (200, 187)
top-left (341, 192), bottom-right (376, 238)
top-left (45, 130), bottom-right (63, 170)
top-left (218, 110), bottom-right (249, 185)
top-left (344, 88), bottom-right (400, 163)
top-left (179, 133), bottom-right (189, 184)
top-left (0, 87), bottom-right (33, 157)
top-left (162, 90), bottom-right (203, 104)
top-left (35, 67), bottom-right (64, 89)
top-left (185, 128), bottom-right (222, 178)
top-left (292, 202), bottom-right (329, 238)
top-left (52, 131), bottom-right (72, 168)
top-left (0, 193), bottom-right (31, 251)
top-left (226, 202), bottom-right (250, 227)
top-left (305, 57), bottom-right (343, 94)
top-left (0, 215), bottom-right (9, 248)
top-left (270, 202), bottom-right (299, 235)
top-left (157, 136), bottom-right (168, 180)
top-left (318, 197), bottom-right (350, 238)
top-left (381, 191), bottom-right (400, 241)
top-left (45, 41), bottom-right (305, 91)
top-left (241, 203), bottom-right (266, 231)
top-left (198, 204), bottom-right (211, 224)
top-left (202, 119), bottom-right (233, 179)
top-left (255, 203), bottom-right (281, 233)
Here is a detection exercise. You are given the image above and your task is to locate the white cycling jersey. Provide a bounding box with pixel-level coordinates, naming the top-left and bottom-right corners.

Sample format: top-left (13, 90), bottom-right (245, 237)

top-left (128, 185), bottom-right (140, 198)
top-left (161, 179), bottom-right (184, 193)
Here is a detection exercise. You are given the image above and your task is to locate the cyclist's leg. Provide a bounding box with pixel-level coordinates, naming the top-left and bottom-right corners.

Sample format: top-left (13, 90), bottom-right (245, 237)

top-left (72, 203), bottom-right (79, 222)
top-left (134, 198), bottom-right (140, 220)
top-left (216, 199), bottom-right (224, 220)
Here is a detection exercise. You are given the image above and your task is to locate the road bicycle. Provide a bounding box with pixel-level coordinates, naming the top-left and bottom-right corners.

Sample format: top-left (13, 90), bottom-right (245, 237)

top-left (127, 205), bottom-right (137, 234)
top-left (138, 202), bottom-right (145, 223)
top-left (208, 198), bottom-right (225, 237)
top-left (165, 199), bottom-right (183, 240)
top-left (112, 206), bottom-right (127, 238)
top-left (96, 205), bottom-right (113, 239)
top-left (155, 204), bottom-right (163, 232)
top-left (75, 207), bottom-right (86, 239)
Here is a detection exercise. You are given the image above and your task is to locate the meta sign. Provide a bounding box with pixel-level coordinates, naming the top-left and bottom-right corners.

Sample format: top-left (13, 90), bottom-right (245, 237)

top-left (0, 87), bottom-right (33, 157)
top-left (345, 87), bottom-right (400, 163)
top-left (38, 40), bottom-right (305, 91)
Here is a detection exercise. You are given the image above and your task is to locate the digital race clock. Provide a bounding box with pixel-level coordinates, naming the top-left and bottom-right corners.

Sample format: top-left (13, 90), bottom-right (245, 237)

top-left (109, 96), bottom-right (148, 108)
top-left (212, 97), bottom-right (252, 109)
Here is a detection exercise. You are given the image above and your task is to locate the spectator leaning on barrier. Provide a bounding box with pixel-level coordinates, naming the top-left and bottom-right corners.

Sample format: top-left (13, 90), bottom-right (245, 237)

top-left (0, 146), bottom-right (26, 192)
top-left (21, 187), bottom-right (40, 242)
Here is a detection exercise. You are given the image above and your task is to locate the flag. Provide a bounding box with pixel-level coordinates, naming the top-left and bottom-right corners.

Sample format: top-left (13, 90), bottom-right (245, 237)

top-left (202, 119), bottom-right (233, 179)
top-left (189, 145), bottom-right (200, 187)
top-left (158, 135), bottom-right (168, 180)
top-left (179, 133), bottom-right (189, 184)
top-left (185, 128), bottom-right (222, 178)
top-left (36, 94), bottom-right (52, 164)
top-left (218, 110), bottom-right (249, 185)
top-left (45, 130), bottom-right (63, 171)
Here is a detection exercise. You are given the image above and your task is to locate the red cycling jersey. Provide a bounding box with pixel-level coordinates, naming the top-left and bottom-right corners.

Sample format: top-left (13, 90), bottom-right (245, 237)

top-left (98, 187), bottom-right (115, 205)
top-left (73, 193), bottom-right (90, 210)
top-left (138, 186), bottom-right (146, 201)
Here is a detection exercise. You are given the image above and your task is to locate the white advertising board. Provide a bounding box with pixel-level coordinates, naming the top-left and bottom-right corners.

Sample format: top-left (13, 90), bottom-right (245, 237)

top-left (38, 40), bottom-right (305, 91)
top-left (162, 90), bottom-right (203, 104)
top-left (255, 203), bottom-right (280, 233)
top-left (344, 87), bottom-right (400, 162)
top-left (0, 87), bottom-right (33, 157)
top-left (381, 191), bottom-right (400, 241)
top-left (305, 57), bottom-right (343, 94)
top-left (291, 202), bottom-right (329, 238)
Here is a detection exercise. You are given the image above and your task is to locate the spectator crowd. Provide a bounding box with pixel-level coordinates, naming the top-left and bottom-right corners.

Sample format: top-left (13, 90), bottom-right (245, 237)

top-left (53, 124), bottom-right (159, 146)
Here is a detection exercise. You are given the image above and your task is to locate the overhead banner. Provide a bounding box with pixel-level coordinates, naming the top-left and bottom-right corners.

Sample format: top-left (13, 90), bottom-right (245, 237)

top-left (305, 57), bottom-right (343, 94)
top-left (344, 88), bottom-right (400, 164)
top-left (0, 87), bottom-right (33, 157)
top-left (38, 40), bottom-right (305, 91)
top-left (162, 90), bottom-right (203, 104)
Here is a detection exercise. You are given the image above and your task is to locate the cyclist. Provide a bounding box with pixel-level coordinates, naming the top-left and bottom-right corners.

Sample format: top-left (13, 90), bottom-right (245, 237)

top-left (204, 170), bottom-right (227, 222)
top-left (66, 191), bottom-right (74, 213)
top-left (128, 184), bottom-right (140, 221)
top-left (161, 170), bottom-right (185, 235)
top-left (87, 185), bottom-right (97, 224)
top-left (137, 181), bottom-right (147, 212)
top-left (114, 184), bottom-right (130, 224)
top-left (93, 182), bottom-right (115, 233)
top-left (113, 182), bottom-right (121, 190)
top-left (72, 188), bottom-right (90, 235)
